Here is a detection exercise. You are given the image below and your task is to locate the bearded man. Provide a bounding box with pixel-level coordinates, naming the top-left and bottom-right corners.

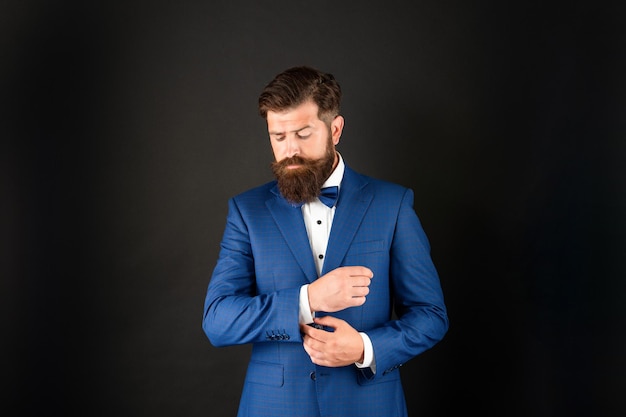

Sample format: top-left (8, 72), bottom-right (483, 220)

top-left (202, 66), bottom-right (449, 417)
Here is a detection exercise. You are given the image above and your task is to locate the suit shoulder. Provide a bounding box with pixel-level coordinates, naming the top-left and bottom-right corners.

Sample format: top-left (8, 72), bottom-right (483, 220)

top-left (353, 171), bottom-right (410, 197)
top-left (230, 181), bottom-right (277, 206)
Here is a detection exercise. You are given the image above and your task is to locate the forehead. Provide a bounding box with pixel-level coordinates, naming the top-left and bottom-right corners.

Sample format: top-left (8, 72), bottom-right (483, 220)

top-left (266, 100), bottom-right (321, 131)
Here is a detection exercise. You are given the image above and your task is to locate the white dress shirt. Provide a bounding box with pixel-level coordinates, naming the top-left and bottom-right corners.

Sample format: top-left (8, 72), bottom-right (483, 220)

top-left (298, 154), bottom-right (375, 372)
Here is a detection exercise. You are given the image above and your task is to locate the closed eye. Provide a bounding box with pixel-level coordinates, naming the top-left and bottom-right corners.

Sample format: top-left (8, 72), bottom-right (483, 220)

top-left (296, 128), bottom-right (312, 138)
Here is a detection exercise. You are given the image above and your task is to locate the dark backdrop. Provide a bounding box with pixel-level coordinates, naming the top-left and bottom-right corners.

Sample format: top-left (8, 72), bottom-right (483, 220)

top-left (3, 1), bottom-right (625, 416)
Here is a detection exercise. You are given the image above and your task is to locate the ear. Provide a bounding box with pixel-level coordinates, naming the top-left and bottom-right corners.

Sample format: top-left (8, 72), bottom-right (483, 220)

top-left (330, 115), bottom-right (344, 145)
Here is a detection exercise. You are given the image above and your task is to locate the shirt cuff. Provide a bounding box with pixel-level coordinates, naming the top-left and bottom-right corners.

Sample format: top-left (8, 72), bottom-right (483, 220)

top-left (299, 285), bottom-right (314, 324)
top-left (355, 332), bottom-right (376, 374)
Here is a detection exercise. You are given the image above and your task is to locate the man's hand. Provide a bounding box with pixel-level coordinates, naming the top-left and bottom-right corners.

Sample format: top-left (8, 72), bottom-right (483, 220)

top-left (300, 316), bottom-right (364, 367)
top-left (308, 266), bottom-right (373, 313)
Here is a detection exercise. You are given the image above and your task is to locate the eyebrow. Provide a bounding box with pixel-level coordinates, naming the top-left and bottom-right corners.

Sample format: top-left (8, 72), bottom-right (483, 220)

top-left (268, 125), bottom-right (313, 136)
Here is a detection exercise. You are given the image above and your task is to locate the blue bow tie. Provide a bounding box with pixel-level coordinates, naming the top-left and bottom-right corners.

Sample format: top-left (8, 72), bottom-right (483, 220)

top-left (318, 186), bottom-right (339, 208)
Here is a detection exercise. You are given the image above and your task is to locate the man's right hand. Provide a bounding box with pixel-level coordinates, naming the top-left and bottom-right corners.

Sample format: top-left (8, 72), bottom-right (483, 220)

top-left (308, 266), bottom-right (373, 313)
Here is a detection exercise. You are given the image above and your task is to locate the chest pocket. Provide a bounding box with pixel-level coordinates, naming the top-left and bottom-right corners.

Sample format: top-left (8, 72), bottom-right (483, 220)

top-left (343, 239), bottom-right (386, 266)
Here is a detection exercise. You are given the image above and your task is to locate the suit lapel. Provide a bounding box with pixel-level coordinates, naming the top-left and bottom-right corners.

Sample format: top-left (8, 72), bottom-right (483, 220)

top-left (266, 185), bottom-right (319, 283)
top-left (322, 167), bottom-right (372, 275)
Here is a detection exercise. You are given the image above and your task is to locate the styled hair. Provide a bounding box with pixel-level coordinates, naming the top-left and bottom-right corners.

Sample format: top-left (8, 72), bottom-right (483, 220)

top-left (258, 66), bottom-right (342, 123)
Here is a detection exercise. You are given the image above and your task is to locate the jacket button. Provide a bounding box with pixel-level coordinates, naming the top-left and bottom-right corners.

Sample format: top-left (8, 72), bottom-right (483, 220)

top-left (310, 371), bottom-right (316, 381)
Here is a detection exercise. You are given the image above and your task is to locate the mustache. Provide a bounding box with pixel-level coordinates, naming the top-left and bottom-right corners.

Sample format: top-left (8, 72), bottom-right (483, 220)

top-left (274, 155), bottom-right (315, 168)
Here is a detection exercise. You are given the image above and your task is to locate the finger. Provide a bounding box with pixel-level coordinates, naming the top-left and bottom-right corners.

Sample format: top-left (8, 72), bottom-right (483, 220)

top-left (348, 266), bottom-right (373, 279)
top-left (301, 323), bottom-right (327, 341)
top-left (352, 276), bottom-right (372, 287)
top-left (306, 348), bottom-right (327, 366)
top-left (302, 334), bottom-right (321, 351)
top-left (351, 286), bottom-right (370, 297)
top-left (302, 334), bottom-right (327, 362)
top-left (302, 340), bottom-right (320, 360)
top-left (300, 323), bottom-right (313, 336)
top-left (302, 323), bottom-right (330, 342)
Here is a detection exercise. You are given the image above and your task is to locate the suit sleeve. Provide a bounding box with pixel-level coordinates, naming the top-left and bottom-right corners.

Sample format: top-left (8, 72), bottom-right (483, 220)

top-left (364, 188), bottom-right (449, 379)
top-left (202, 197), bottom-right (303, 347)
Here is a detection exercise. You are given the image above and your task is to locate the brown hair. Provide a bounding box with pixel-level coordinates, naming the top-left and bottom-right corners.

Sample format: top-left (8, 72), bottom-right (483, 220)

top-left (258, 66), bottom-right (342, 123)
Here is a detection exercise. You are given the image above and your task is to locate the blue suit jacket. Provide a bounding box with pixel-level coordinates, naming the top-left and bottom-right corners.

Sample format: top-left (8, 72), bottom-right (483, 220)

top-left (203, 164), bottom-right (449, 417)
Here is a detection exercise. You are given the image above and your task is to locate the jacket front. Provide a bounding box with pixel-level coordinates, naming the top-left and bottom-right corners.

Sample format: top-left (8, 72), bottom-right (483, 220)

top-left (202, 165), bottom-right (449, 417)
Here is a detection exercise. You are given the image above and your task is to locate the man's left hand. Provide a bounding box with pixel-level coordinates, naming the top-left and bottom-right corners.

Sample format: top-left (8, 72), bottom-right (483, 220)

top-left (300, 316), bottom-right (364, 367)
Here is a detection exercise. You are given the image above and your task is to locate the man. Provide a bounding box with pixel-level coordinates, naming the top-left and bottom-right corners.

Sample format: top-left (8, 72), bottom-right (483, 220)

top-left (202, 66), bottom-right (448, 417)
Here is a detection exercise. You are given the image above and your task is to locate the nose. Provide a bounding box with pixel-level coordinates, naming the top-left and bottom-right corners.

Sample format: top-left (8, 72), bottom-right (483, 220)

top-left (286, 136), bottom-right (300, 157)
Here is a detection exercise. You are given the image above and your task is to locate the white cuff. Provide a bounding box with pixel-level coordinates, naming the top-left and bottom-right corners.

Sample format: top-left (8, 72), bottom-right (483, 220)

top-left (355, 332), bottom-right (376, 374)
top-left (299, 285), bottom-right (314, 324)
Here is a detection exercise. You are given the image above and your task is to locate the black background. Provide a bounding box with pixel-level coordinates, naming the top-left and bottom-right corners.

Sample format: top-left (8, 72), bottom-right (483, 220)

top-left (3, 1), bottom-right (625, 416)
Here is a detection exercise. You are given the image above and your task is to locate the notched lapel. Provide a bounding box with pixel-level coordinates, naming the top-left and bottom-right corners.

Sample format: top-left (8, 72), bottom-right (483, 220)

top-left (322, 170), bottom-right (373, 275)
top-left (266, 186), bottom-right (318, 283)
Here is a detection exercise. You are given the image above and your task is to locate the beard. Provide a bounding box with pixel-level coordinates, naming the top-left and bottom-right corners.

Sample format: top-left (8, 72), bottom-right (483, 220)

top-left (271, 136), bottom-right (336, 205)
